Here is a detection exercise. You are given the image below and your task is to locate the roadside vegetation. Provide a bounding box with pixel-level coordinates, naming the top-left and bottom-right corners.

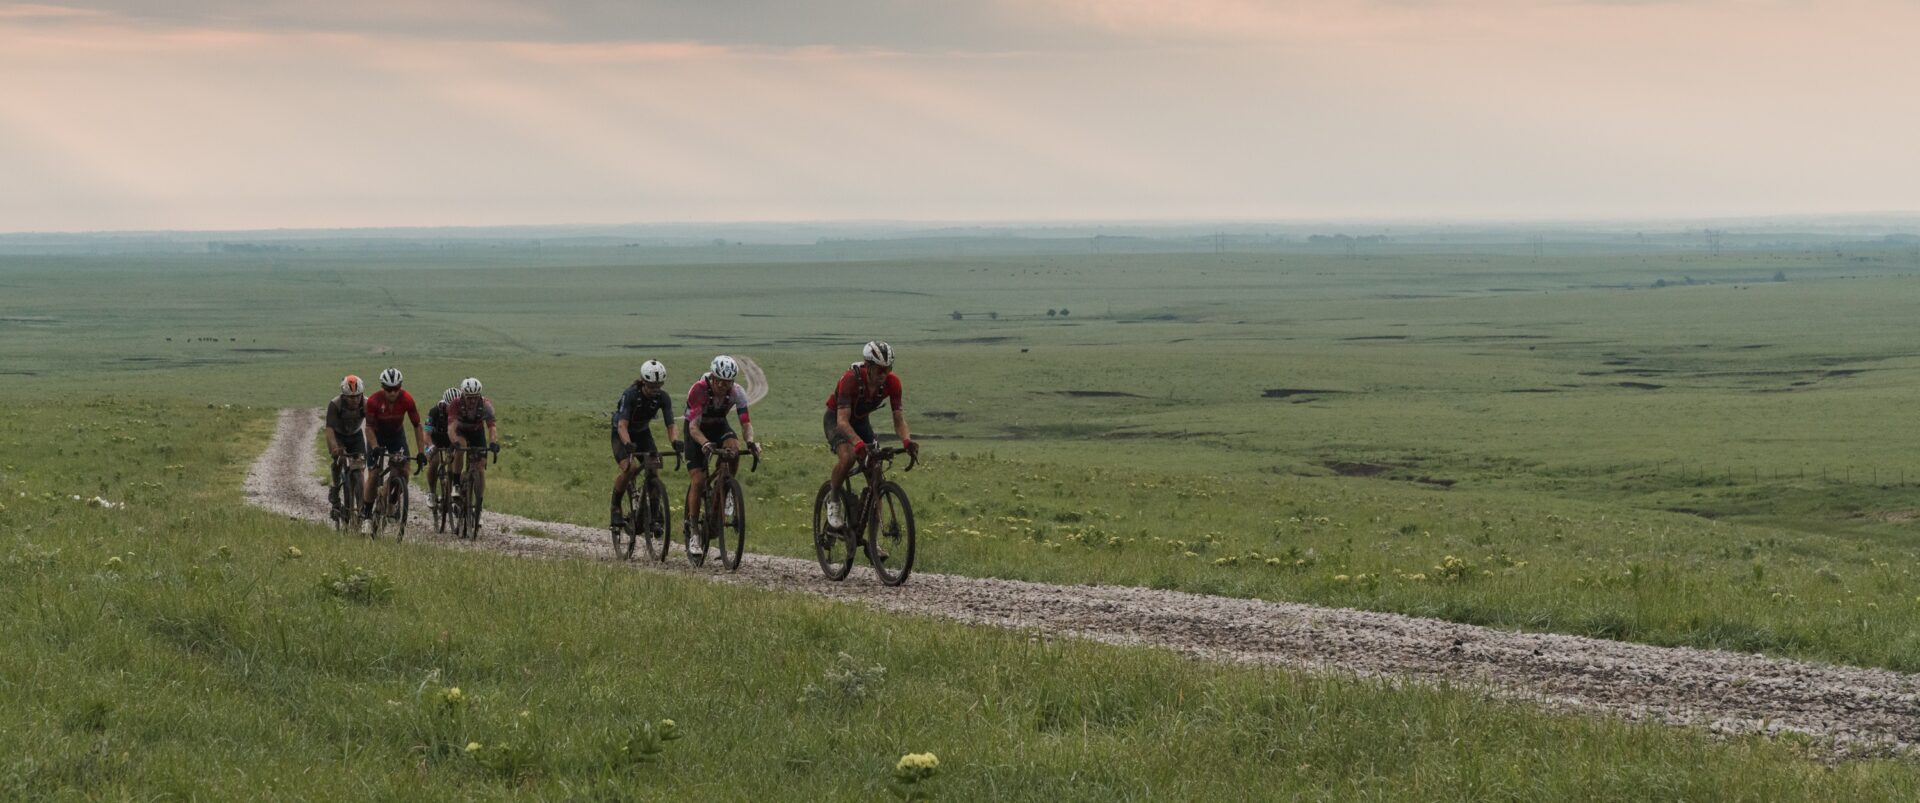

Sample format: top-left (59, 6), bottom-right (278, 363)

top-left (5, 399), bottom-right (1919, 799)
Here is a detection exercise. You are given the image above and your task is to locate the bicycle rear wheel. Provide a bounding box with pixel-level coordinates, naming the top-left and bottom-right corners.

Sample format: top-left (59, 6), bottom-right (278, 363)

top-left (641, 474), bottom-right (672, 562)
top-left (811, 482), bottom-right (857, 581)
top-left (719, 478), bottom-right (746, 571)
top-left (613, 484), bottom-right (639, 559)
top-left (868, 482), bottom-right (917, 586)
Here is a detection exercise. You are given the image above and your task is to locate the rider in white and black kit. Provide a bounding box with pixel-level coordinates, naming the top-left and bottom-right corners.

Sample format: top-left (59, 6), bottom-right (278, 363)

top-left (610, 360), bottom-right (680, 529)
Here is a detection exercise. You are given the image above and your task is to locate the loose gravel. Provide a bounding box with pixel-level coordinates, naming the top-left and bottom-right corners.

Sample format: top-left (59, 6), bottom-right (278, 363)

top-left (246, 408), bottom-right (1920, 758)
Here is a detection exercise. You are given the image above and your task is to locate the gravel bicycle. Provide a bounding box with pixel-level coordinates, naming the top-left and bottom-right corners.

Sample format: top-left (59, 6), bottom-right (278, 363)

top-left (330, 452), bottom-right (367, 534)
top-left (686, 443), bottom-right (757, 570)
top-left (449, 444), bottom-right (498, 540)
top-left (812, 445), bottom-right (917, 586)
top-left (367, 449), bottom-right (421, 541)
top-left (428, 447), bottom-right (454, 533)
top-left (613, 449), bottom-right (678, 561)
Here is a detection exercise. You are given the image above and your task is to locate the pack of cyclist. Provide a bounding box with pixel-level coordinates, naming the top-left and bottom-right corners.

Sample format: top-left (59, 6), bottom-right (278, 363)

top-left (327, 370), bottom-right (498, 523)
top-left (324, 340), bottom-right (916, 548)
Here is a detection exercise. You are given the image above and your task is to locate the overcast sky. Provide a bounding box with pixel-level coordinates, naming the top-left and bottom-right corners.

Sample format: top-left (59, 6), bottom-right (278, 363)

top-left (2, 1), bottom-right (1914, 232)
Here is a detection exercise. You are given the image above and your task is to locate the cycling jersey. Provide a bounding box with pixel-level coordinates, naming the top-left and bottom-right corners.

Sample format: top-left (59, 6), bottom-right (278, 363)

top-left (365, 390), bottom-right (420, 436)
top-left (425, 402), bottom-right (452, 449)
top-left (613, 383), bottom-right (675, 436)
top-left (325, 395), bottom-right (366, 440)
top-left (453, 396), bottom-right (496, 435)
top-left (825, 364), bottom-right (903, 420)
top-left (684, 375), bottom-right (750, 427)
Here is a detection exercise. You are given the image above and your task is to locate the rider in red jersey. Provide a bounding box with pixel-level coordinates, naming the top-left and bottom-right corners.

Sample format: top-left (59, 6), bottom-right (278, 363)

top-left (823, 341), bottom-right (915, 530)
top-left (360, 367), bottom-right (424, 520)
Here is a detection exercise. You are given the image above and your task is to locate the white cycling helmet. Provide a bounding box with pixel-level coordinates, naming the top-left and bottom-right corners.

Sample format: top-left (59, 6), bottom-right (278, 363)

top-left (378, 367), bottom-right (403, 389)
top-left (862, 340), bottom-right (894, 367)
top-left (709, 355), bottom-right (739, 381)
top-left (340, 374), bottom-right (365, 397)
top-left (442, 387), bottom-right (460, 405)
top-left (459, 377), bottom-right (483, 396)
top-left (640, 359), bottom-right (667, 384)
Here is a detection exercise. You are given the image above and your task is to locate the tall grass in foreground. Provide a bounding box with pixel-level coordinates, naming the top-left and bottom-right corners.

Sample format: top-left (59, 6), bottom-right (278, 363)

top-left (1, 399), bottom-right (1918, 799)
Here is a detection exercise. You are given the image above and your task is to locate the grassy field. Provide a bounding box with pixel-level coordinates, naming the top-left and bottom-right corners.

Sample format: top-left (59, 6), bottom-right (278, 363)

top-left (10, 241), bottom-right (1920, 675)
top-left (11, 235), bottom-right (1920, 794)
top-left (5, 399), bottom-right (1920, 799)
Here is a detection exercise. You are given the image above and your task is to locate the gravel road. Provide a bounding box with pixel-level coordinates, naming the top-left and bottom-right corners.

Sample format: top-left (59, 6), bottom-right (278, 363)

top-left (245, 408), bottom-right (1920, 758)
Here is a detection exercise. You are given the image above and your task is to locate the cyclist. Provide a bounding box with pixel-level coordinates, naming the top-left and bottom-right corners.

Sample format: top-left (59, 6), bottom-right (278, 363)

top-left (447, 377), bottom-right (500, 514)
top-left (324, 374), bottom-right (368, 517)
top-left (683, 355), bottom-right (758, 549)
top-left (611, 359), bottom-right (681, 530)
top-left (823, 341), bottom-right (916, 530)
top-left (423, 387), bottom-right (458, 507)
top-left (360, 367), bottom-right (425, 520)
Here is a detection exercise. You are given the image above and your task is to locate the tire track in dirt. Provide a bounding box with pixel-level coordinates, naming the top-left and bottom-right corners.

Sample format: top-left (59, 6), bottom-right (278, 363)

top-left (245, 408), bottom-right (1920, 758)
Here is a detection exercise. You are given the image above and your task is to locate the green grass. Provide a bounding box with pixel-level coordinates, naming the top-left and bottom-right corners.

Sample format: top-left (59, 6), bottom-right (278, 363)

top-left (7, 399), bottom-right (1920, 799)
top-left (13, 244), bottom-right (1920, 676)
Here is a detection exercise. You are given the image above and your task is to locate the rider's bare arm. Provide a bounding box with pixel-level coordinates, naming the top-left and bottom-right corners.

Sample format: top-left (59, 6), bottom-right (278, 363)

top-left (893, 408), bottom-right (910, 444)
top-left (617, 418), bottom-right (632, 446)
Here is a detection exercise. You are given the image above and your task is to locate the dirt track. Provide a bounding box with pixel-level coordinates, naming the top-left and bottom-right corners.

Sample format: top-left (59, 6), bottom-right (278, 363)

top-left (246, 408), bottom-right (1920, 757)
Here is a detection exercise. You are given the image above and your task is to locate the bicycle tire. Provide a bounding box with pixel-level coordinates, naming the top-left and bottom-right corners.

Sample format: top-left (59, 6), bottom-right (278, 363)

top-left (368, 482), bottom-right (386, 540)
top-left (394, 475), bottom-right (408, 542)
top-left (465, 481), bottom-right (482, 539)
top-left (811, 482), bottom-right (857, 581)
top-left (331, 468), bottom-right (350, 533)
top-left (719, 478), bottom-right (746, 571)
top-left (612, 480), bottom-right (639, 559)
top-left (432, 463), bottom-right (449, 533)
top-left (868, 482), bottom-right (917, 586)
top-left (642, 474), bottom-right (672, 562)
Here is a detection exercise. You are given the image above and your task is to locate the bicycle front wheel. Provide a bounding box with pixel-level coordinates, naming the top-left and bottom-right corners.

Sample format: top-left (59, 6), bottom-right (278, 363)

top-left (719, 478), bottom-right (746, 571)
top-left (465, 484), bottom-right (482, 539)
top-left (336, 470), bottom-right (360, 534)
top-left (450, 493), bottom-right (467, 539)
top-left (432, 470), bottom-right (450, 533)
top-left (367, 476), bottom-right (388, 540)
top-left (812, 482), bottom-right (856, 581)
top-left (394, 477), bottom-right (409, 542)
top-left (613, 485), bottom-right (639, 560)
top-left (868, 482), bottom-right (917, 586)
top-left (641, 475), bottom-right (672, 562)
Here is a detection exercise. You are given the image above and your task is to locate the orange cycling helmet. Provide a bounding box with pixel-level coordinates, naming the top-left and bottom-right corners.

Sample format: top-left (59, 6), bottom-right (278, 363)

top-left (340, 375), bottom-right (365, 396)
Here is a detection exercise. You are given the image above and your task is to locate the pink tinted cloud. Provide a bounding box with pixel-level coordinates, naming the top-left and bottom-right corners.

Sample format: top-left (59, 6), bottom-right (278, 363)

top-left (1, 2), bottom-right (1916, 229)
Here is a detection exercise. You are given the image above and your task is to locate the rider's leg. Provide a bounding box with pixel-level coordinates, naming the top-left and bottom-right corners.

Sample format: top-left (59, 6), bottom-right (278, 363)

top-left (362, 454), bottom-right (378, 516)
top-left (686, 468), bottom-right (705, 520)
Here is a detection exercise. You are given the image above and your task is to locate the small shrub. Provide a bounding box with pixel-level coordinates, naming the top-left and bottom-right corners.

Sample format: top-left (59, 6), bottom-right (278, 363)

top-left (319, 562), bottom-right (395, 604)
top-left (800, 652), bottom-right (887, 705)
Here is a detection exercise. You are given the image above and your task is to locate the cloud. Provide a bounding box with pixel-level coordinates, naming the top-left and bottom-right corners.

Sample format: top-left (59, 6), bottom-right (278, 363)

top-left (1, 1), bottom-right (1916, 230)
